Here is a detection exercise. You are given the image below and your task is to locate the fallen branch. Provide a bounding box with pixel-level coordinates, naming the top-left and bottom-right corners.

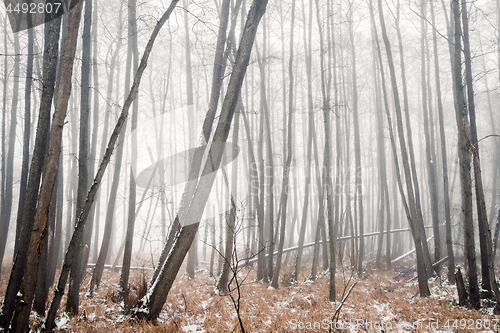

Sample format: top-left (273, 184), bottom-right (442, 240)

top-left (329, 281), bottom-right (357, 333)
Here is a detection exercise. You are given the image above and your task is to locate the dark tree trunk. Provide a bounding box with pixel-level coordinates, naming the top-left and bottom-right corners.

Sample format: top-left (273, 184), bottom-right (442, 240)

top-left (374, 0), bottom-right (430, 297)
top-left (14, 21), bottom-right (34, 255)
top-left (0, 14), bottom-right (62, 330)
top-left (450, 0), bottom-right (480, 309)
top-left (135, 0), bottom-right (268, 320)
top-left (430, 0), bottom-right (455, 284)
top-left (67, 0), bottom-right (92, 314)
top-left (272, 0), bottom-right (295, 289)
top-left (0, 30), bottom-right (19, 277)
top-left (42, 3), bottom-right (179, 330)
top-left (9, 2), bottom-right (84, 331)
top-left (119, 0), bottom-right (139, 304)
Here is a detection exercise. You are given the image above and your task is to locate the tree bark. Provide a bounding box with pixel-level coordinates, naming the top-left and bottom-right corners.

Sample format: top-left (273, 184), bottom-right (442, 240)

top-left (42, 3), bottom-right (179, 330)
top-left (0, 28), bottom-right (19, 277)
top-left (430, 0), bottom-right (455, 284)
top-left (134, 0), bottom-right (268, 321)
top-left (9, 2), bottom-right (83, 331)
top-left (450, 0), bottom-right (480, 309)
top-left (66, 0), bottom-right (92, 314)
top-left (14, 20), bottom-right (34, 256)
top-left (0, 13), bottom-right (62, 330)
top-left (375, 0), bottom-right (430, 296)
top-left (272, 0), bottom-right (295, 289)
top-left (119, 0), bottom-right (139, 304)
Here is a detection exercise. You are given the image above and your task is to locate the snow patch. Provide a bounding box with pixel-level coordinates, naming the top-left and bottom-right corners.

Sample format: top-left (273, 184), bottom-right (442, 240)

top-left (182, 324), bottom-right (204, 332)
top-left (56, 313), bottom-right (70, 330)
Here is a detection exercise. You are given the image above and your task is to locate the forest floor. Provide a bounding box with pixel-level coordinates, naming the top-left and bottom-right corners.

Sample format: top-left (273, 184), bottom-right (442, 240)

top-left (2, 258), bottom-right (500, 332)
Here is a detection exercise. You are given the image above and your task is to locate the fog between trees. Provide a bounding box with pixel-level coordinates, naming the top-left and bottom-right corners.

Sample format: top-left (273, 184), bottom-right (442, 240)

top-left (0, 0), bottom-right (499, 330)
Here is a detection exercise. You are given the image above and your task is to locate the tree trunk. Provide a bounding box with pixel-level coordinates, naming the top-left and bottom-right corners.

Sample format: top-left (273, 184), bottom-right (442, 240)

top-left (0, 29), bottom-right (19, 277)
top-left (450, 0), bottom-right (480, 309)
top-left (9, 3), bottom-right (83, 331)
top-left (461, 0), bottom-right (496, 299)
top-left (293, 0), bottom-right (313, 280)
top-left (67, 0), bottom-right (92, 314)
top-left (420, 0), bottom-right (441, 275)
top-left (394, 0), bottom-right (433, 278)
top-left (430, 0), bottom-right (455, 284)
top-left (374, 0), bottom-right (430, 297)
top-left (14, 21), bottom-right (34, 256)
top-left (120, 0), bottom-right (139, 304)
top-left (0, 14), bottom-right (62, 330)
top-left (134, 0), bottom-right (268, 321)
top-left (272, 0), bottom-right (295, 289)
top-left (42, 3), bottom-right (179, 330)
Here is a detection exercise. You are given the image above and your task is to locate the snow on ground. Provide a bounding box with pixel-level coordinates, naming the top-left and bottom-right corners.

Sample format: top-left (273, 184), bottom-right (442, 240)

top-left (18, 262), bottom-right (500, 332)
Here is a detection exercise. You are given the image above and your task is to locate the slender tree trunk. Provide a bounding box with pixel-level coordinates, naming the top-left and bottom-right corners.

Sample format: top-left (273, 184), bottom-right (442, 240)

top-left (120, 0), bottom-right (139, 304)
top-left (9, 3), bottom-right (83, 331)
top-left (272, 0), bottom-right (295, 289)
top-left (217, 111), bottom-right (240, 292)
top-left (420, 0), bottom-right (441, 275)
top-left (375, 0), bottom-right (430, 296)
top-left (430, 0), bottom-right (455, 283)
top-left (66, 0), bottom-right (92, 314)
top-left (348, 1), bottom-right (364, 276)
top-left (14, 22), bottom-right (34, 255)
top-left (184, 0), bottom-right (198, 279)
top-left (450, 0), bottom-right (480, 309)
top-left (394, 0), bottom-right (433, 277)
top-left (0, 14), bottom-right (62, 330)
top-left (91, 2), bottom-right (124, 263)
top-left (82, 0), bottom-right (100, 273)
top-left (42, 3), bottom-right (179, 330)
top-left (293, 1), bottom-right (313, 279)
top-left (0, 30), bottom-right (19, 277)
top-left (134, 0), bottom-right (268, 321)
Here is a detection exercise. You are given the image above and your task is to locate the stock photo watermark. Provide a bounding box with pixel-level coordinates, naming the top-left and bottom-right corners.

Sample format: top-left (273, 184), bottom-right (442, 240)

top-left (287, 317), bottom-right (500, 331)
top-left (3, 0), bottom-right (67, 32)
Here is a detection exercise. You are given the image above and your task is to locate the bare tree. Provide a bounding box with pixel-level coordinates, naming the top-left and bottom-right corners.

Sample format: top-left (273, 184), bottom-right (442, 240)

top-left (120, 0), bottom-right (140, 304)
top-left (66, 0), bottom-right (92, 314)
top-left (373, 0), bottom-right (430, 296)
top-left (0, 27), bottom-right (19, 276)
top-left (272, 0), bottom-right (295, 289)
top-left (8, 2), bottom-right (84, 330)
top-left (450, 0), bottom-right (480, 309)
top-left (430, 0), bottom-right (455, 283)
top-left (132, 0), bottom-right (269, 321)
top-left (0, 12), bottom-right (62, 330)
top-left (42, 2), bottom-right (180, 330)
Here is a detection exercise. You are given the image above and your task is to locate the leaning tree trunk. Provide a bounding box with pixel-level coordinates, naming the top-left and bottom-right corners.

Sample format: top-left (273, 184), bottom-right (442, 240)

top-left (272, 0), bottom-right (295, 289)
top-left (461, 0), bottom-right (496, 299)
top-left (9, 2), bottom-right (84, 331)
top-left (450, 0), bottom-right (480, 309)
top-left (133, 0), bottom-right (268, 321)
top-left (119, 0), bottom-right (139, 304)
top-left (41, 3), bottom-right (180, 330)
top-left (0, 14), bottom-right (62, 330)
top-left (394, 0), bottom-right (432, 277)
top-left (430, 0), bottom-right (455, 284)
top-left (0, 30), bottom-right (19, 277)
top-left (375, 0), bottom-right (430, 297)
top-left (14, 21), bottom-right (34, 256)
